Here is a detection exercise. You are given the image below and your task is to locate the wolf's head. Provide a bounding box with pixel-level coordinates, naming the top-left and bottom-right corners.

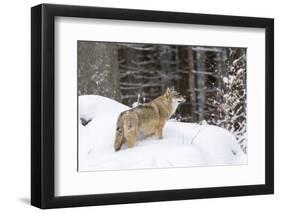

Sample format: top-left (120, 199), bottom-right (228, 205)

top-left (164, 87), bottom-right (185, 104)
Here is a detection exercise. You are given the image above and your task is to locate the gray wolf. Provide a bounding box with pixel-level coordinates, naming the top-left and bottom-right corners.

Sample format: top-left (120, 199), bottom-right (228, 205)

top-left (114, 88), bottom-right (185, 151)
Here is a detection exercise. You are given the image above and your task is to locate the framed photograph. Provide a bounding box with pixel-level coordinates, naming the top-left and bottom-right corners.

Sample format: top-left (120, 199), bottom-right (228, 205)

top-left (31, 3), bottom-right (274, 209)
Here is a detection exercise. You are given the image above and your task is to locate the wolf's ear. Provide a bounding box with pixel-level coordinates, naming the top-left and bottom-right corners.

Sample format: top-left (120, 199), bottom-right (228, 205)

top-left (165, 87), bottom-right (171, 98)
top-left (166, 87), bottom-right (171, 94)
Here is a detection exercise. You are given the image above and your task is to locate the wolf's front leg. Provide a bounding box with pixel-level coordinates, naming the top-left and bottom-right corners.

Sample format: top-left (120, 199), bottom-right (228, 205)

top-left (156, 123), bottom-right (164, 139)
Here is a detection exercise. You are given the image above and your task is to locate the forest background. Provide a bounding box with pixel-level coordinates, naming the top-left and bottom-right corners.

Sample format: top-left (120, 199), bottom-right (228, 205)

top-left (78, 41), bottom-right (247, 153)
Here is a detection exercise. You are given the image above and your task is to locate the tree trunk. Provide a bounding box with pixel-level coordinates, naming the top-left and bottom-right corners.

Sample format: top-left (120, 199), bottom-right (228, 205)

top-left (78, 41), bottom-right (120, 101)
top-left (188, 47), bottom-right (197, 122)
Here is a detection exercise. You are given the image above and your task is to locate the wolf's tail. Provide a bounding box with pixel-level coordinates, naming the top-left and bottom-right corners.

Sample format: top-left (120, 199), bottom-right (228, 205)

top-left (114, 112), bottom-right (125, 151)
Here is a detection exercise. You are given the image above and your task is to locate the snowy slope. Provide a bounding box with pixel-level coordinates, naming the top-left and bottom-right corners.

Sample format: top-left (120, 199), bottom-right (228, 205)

top-left (78, 95), bottom-right (247, 171)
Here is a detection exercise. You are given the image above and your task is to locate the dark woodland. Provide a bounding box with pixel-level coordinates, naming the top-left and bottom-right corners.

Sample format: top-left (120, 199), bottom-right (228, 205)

top-left (78, 41), bottom-right (247, 153)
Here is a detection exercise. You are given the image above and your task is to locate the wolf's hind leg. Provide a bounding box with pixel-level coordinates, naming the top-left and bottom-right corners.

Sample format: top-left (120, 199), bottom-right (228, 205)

top-left (126, 128), bottom-right (137, 148)
top-left (125, 123), bottom-right (137, 148)
top-left (124, 113), bottom-right (138, 148)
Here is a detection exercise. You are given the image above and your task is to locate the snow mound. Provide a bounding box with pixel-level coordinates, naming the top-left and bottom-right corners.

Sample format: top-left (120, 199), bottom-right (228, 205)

top-left (79, 95), bottom-right (247, 171)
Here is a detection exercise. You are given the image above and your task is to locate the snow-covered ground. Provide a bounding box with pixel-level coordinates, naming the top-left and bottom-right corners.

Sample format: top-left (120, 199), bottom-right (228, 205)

top-left (78, 95), bottom-right (247, 171)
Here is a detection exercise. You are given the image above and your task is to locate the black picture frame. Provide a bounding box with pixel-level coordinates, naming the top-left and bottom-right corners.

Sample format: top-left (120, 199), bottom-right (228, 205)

top-left (31, 3), bottom-right (274, 209)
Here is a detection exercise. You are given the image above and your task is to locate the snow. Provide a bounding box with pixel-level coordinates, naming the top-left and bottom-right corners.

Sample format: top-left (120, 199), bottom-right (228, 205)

top-left (223, 76), bottom-right (229, 83)
top-left (79, 95), bottom-right (247, 171)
